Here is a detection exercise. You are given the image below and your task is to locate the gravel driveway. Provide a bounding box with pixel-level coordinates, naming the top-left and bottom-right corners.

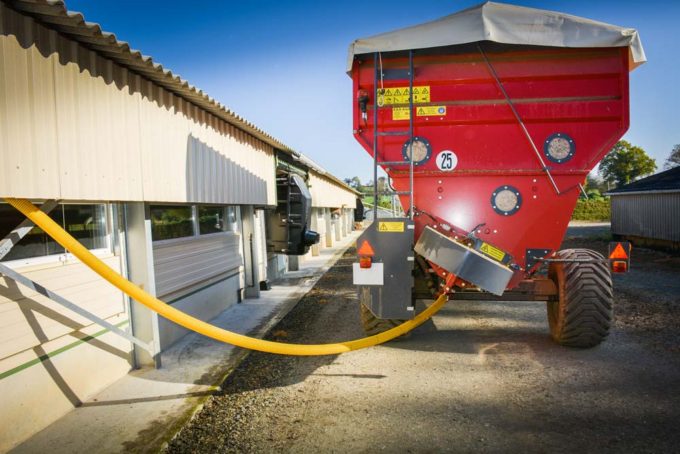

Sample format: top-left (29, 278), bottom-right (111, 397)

top-left (166, 225), bottom-right (680, 453)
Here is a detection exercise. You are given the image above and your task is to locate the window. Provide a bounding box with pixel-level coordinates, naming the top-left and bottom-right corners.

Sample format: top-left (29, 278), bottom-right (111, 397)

top-left (198, 206), bottom-right (224, 235)
top-left (198, 206), bottom-right (238, 235)
top-left (0, 203), bottom-right (108, 262)
top-left (150, 205), bottom-right (194, 241)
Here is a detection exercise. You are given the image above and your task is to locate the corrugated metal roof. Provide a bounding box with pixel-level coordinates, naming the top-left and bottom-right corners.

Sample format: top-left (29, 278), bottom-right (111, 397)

top-left (3, 0), bottom-right (358, 195)
top-left (608, 166), bottom-right (680, 195)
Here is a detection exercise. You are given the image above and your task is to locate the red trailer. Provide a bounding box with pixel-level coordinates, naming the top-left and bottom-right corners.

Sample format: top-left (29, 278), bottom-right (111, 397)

top-left (349, 2), bottom-right (645, 347)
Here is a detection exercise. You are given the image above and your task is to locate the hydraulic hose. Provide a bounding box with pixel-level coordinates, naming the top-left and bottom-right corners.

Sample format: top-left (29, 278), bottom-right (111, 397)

top-left (5, 198), bottom-right (448, 356)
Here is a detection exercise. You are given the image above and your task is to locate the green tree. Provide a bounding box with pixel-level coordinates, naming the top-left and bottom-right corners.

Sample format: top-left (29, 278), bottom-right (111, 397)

top-left (664, 144), bottom-right (680, 170)
top-left (343, 176), bottom-right (363, 188)
top-left (599, 140), bottom-right (656, 187)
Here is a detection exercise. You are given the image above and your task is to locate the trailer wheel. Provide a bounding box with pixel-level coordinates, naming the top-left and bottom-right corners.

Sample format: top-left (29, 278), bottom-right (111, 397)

top-left (547, 249), bottom-right (613, 348)
top-left (359, 288), bottom-right (407, 336)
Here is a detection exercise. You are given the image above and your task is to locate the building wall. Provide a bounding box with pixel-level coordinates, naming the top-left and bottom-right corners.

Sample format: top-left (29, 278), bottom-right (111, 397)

top-left (611, 193), bottom-right (680, 243)
top-left (0, 4), bottom-right (359, 450)
top-left (0, 3), bottom-right (276, 206)
top-left (152, 232), bottom-right (244, 348)
top-left (308, 172), bottom-right (357, 209)
top-left (158, 276), bottom-right (241, 350)
top-left (0, 255), bottom-right (132, 451)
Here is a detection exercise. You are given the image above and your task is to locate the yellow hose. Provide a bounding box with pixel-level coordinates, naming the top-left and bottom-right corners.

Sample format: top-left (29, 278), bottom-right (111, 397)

top-left (5, 198), bottom-right (447, 356)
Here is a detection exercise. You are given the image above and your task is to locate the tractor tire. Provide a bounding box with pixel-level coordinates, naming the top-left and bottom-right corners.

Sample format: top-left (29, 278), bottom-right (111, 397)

top-left (547, 249), bottom-right (613, 348)
top-left (358, 287), bottom-right (407, 336)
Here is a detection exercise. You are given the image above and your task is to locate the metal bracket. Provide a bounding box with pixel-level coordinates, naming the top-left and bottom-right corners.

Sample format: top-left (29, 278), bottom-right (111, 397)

top-left (525, 248), bottom-right (552, 271)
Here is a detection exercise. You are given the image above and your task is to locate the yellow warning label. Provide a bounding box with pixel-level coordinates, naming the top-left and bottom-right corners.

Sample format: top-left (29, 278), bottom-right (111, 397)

top-left (392, 107), bottom-right (410, 121)
top-left (479, 242), bottom-right (506, 262)
top-left (392, 105), bottom-right (446, 121)
top-left (417, 106), bottom-right (446, 116)
top-left (391, 105), bottom-right (446, 121)
top-left (378, 86), bottom-right (430, 106)
top-left (378, 221), bottom-right (405, 233)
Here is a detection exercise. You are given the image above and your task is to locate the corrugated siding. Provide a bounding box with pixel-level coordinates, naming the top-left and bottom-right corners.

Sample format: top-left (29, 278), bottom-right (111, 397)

top-left (153, 233), bottom-right (242, 298)
top-left (611, 193), bottom-right (680, 242)
top-left (0, 4), bottom-right (276, 205)
top-left (0, 255), bottom-right (125, 360)
top-left (309, 172), bottom-right (357, 209)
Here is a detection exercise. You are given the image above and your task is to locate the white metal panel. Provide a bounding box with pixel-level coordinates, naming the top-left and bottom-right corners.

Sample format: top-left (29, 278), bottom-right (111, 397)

top-left (0, 255), bottom-right (125, 360)
top-left (353, 263), bottom-right (384, 285)
top-left (0, 5), bottom-right (61, 199)
top-left (0, 5), bottom-right (276, 205)
top-left (54, 38), bottom-right (145, 201)
top-left (309, 172), bottom-right (357, 209)
top-left (153, 233), bottom-right (243, 298)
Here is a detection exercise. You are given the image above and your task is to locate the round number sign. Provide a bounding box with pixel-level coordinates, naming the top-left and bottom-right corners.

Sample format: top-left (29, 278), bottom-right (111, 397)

top-left (435, 150), bottom-right (458, 171)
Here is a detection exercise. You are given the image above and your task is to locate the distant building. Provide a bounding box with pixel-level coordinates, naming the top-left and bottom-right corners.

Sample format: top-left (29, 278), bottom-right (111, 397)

top-left (607, 167), bottom-right (680, 250)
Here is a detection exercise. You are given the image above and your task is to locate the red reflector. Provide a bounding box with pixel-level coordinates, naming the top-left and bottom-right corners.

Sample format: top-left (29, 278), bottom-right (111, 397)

top-left (609, 243), bottom-right (629, 260)
top-left (611, 260), bottom-right (628, 273)
top-left (359, 256), bottom-right (372, 268)
top-left (357, 240), bottom-right (375, 257)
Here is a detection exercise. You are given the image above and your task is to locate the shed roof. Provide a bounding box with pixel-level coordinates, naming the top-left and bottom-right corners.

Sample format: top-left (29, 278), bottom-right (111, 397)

top-left (348, 1), bottom-right (646, 72)
top-left (3, 0), bottom-right (358, 195)
top-left (608, 167), bottom-right (680, 195)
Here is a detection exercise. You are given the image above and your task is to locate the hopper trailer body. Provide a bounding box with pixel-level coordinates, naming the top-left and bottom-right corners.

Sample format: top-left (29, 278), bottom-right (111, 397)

top-left (349, 2), bottom-right (645, 347)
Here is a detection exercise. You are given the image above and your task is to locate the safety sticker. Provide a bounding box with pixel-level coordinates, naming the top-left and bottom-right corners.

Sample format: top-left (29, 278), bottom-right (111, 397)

top-left (479, 242), bottom-right (506, 262)
top-left (392, 105), bottom-right (446, 121)
top-left (417, 106), bottom-right (446, 116)
top-left (392, 107), bottom-right (410, 121)
top-left (378, 86), bottom-right (430, 106)
top-left (378, 221), bottom-right (405, 233)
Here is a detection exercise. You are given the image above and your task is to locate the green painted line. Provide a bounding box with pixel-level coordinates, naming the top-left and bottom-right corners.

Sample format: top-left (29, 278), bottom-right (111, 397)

top-left (0, 320), bottom-right (130, 381)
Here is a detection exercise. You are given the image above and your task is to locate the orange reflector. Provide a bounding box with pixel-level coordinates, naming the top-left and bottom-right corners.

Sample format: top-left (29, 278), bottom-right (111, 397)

top-left (609, 243), bottom-right (629, 260)
top-left (611, 260), bottom-right (628, 273)
top-left (608, 241), bottom-right (631, 273)
top-left (359, 256), bottom-right (372, 269)
top-left (357, 240), bottom-right (375, 257)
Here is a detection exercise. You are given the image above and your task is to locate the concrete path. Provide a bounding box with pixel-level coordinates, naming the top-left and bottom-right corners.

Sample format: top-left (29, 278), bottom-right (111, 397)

top-left (12, 231), bottom-right (360, 454)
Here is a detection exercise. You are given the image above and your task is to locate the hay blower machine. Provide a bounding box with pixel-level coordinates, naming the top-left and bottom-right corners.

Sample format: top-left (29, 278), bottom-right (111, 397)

top-left (350, 2), bottom-right (643, 347)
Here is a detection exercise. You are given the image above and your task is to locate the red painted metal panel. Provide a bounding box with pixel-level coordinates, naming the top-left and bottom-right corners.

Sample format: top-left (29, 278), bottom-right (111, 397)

top-left (351, 46), bottom-right (630, 289)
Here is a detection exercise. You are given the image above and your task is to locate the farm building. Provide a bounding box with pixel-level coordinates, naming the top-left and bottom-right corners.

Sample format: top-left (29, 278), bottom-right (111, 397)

top-left (0, 0), bottom-right (356, 449)
top-left (608, 166), bottom-right (680, 250)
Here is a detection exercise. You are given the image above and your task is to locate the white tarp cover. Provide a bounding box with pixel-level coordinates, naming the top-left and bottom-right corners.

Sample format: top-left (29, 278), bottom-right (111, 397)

top-left (348, 2), bottom-right (646, 72)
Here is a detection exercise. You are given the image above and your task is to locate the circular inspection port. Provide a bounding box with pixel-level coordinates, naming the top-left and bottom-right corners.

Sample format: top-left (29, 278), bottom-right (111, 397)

top-left (544, 133), bottom-right (575, 163)
top-left (491, 185), bottom-right (522, 216)
top-left (402, 137), bottom-right (432, 166)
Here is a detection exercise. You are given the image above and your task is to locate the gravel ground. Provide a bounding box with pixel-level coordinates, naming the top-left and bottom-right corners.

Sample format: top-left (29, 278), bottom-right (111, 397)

top-left (166, 225), bottom-right (680, 453)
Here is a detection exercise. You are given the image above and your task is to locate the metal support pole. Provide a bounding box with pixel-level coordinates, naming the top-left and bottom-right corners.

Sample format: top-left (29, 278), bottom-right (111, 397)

top-left (477, 44), bottom-right (562, 195)
top-left (373, 52), bottom-right (379, 221)
top-left (408, 49), bottom-right (415, 219)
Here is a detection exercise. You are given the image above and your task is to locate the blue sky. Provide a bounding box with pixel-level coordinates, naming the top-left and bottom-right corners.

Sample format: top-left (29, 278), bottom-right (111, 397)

top-left (67, 0), bottom-right (679, 183)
